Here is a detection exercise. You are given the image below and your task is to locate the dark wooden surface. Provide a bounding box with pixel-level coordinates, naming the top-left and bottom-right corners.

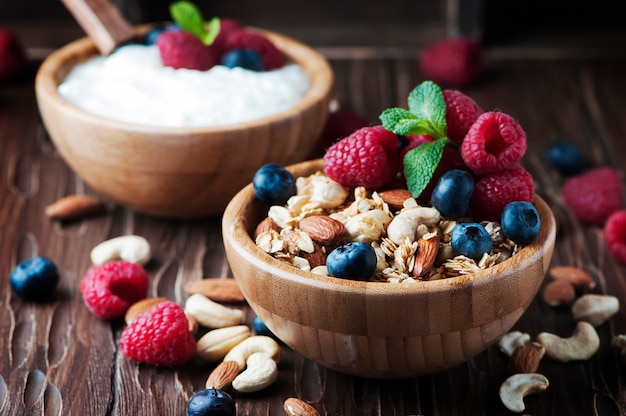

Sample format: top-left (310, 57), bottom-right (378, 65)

top-left (2, 22), bottom-right (626, 416)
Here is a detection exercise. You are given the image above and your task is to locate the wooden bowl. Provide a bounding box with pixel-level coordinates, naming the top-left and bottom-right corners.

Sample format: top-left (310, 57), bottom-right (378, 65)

top-left (222, 159), bottom-right (557, 379)
top-left (35, 28), bottom-right (333, 218)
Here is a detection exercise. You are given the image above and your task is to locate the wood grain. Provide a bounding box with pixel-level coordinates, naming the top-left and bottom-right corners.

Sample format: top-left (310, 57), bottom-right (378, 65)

top-left (1, 42), bottom-right (626, 414)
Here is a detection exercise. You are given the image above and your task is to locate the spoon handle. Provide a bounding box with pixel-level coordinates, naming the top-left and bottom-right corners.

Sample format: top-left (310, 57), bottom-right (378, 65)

top-left (61, 0), bottom-right (135, 55)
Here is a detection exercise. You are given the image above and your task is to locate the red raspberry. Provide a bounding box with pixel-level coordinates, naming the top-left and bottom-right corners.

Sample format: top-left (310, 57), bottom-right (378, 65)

top-left (562, 167), bottom-right (624, 225)
top-left (443, 89), bottom-right (483, 144)
top-left (605, 210), bottom-right (626, 264)
top-left (156, 29), bottom-right (219, 71)
top-left (80, 261), bottom-right (149, 320)
top-left (0, 28), bottom-right (26, 81)
top-left (312, 108), bottom-right (369, 156)
top-left (120, 301), bottom-right (196, 367)
top-left (223, 30), bottom-right (285, 70)
top-left (469, 163), bottom-right (535, 221)
top-left (461, 111), bottom-right (527, 176)
top-left (211, 18), bottom-right (244, 54)
top-left (419, 36), bottom-right (482, 87)
top-left (323, 126), bottom-right (401, 190)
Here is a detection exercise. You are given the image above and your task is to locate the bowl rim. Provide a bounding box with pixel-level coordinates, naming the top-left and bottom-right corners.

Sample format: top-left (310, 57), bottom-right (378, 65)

top-left (35, 25), bottom-right (334, 135)
top-left (223, 159), bottom-right (557, 297)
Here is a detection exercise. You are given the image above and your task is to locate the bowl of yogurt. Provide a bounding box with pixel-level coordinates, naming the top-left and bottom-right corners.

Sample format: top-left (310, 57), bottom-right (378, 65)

top-left (35, 25), bottom-right (334, 218)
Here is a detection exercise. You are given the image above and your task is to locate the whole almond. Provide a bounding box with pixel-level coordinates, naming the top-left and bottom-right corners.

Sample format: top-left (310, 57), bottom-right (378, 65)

top-left (508, 342), bottom-right (545, 374)
top-left (298, 215), bottom-right (345, 246)
top-left (283, 397), bottom-right (320, 416)
top-left (548, 265), bottom-right (595, 292)
top-left (413, 232), bottom-right (439, 277)
top-left (124, 297), bottom-right (167, 323)
top-left (379, 189), bottom-right (414, 211)
top-left (205, 360), bottom-right (240, 390)
top-left (184, 278), bottom-right (245, 303)
top-left (45, 195), bottom-right (106, 220)
top-left (542, 279), bottom-right (576, 307)
top-left (254, 217), bottom-right (279, 239)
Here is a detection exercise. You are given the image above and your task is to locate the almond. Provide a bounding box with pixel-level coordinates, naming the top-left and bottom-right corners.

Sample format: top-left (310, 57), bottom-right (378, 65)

top-left (548, 265), bottom-right (595, 293)
top-left (508, 342), bottom-right (545, 374)
top-left (283, 397), bottom-right (320, 416)
top-left (298, 215), bottom-right (345, 246)
top-left (124, 297), bottom-right (168, 324)
top-left (542, 279), bottom-right (576, 307)
top-left (45, 194), bottom-right (106, 220)
top-left (205, 360), bottom-right (240, 390)
top-left (184, 278), bottom-right (245, 303)
top-left (379, 189), bottom-right (414, 211)
top-left (254, 217), bottom-right (279, 239)
top-left (413, 232), bottom-right (439, 277)
top-left (300, 242), bottom-right (326, 269)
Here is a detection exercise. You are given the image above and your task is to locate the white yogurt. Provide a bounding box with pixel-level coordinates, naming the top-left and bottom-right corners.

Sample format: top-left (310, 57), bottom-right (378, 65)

top-left (58, 44), bottom-right (311, 127)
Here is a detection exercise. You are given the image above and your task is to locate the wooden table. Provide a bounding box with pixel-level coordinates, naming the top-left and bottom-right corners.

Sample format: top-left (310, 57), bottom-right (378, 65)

top-left (2, 32), bottom-right (626, 416)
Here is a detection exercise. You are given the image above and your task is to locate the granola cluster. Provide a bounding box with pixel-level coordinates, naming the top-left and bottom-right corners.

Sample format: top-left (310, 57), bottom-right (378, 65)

top-left (254, 171), bottom-right (521, 283)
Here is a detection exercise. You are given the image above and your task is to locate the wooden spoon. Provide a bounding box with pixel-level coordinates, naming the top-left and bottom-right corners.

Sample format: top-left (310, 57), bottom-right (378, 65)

top-left (61, 0), bottom-right (136, 55)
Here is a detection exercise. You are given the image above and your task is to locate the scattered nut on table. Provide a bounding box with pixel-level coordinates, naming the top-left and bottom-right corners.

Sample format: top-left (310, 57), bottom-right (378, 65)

top-left (499, 373), bottom-right (549, 413)
top-left (90, 235), bottom-right (151, 265)
top-left (498, 331), bottom-right (531, 357)
top-left (508, 342), bottom-right (545, 374)
top-left (571, 294), bottom-right (619, 327)
top-left (231, 352), bottom-right (279, 393)
top-left (283, 397), bottom-right (321, 416)
top-left (223, 335), bottom-right (282, 371)
top-left (196, 325), bottom-right (251, 362)
top-left (537, 321), bottom-right (600, 362)
top-left (184, 293), bottom-right (244, 329)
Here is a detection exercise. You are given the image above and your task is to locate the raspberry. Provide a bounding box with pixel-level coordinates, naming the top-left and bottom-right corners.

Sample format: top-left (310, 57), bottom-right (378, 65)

top-left (223, 30), bottom-right (284, 70)
top-left (562, 167), bottom-right (624, 225)
top-left (419, 36), bottom-right (482, 87)
top-left (156, 29), bottom-right (219, 71)
top-left (323, 126), bottom-right (401, 190)
top-left (604, 210), bottom-right (626, 264)
top-left (461, 111), bottom-right (527, 176)
top-left (80, 260), bottom-right (149, 319)
top-left (469, 163), bottom-right (535, 221)
top-left (211, 18), bottom-right (244, 55)
top-left (120, 301), bottom-right (196, 367)
top-left (443, 89), bottom-right (483, 144)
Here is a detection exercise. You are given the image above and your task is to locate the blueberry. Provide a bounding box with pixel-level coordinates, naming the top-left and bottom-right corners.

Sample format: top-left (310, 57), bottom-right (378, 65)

top-left (188, 388), bottom-right (235, 416)
top-left (450, 223), bottom-right (492, 262)
top-left (221, 49), bottom-right (263, 71)
top-left (253, 164), bottom-right (297, 205)
top-left (501, 201), bottom-right (541, 245)
top-left (431, 169), bottom-right (474, 219)
top-left (10, 256), bottom-right (59, 301)
top-left (326, 242), bottom-right (377, 281)
top-left (253, 314), bottom-right (275, 337)
top-left (546, 141), bottom-right (585, 175)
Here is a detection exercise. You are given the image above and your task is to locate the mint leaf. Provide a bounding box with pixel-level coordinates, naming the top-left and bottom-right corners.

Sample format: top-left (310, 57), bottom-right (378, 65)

top-left (403, 137), bottom-right (447, 198)
top-left (204, 17), bottom-right (221, 45)
top-left (170, 1), bottom-right (214, 45)
top-left (406, 81), bottom-right (447, 139)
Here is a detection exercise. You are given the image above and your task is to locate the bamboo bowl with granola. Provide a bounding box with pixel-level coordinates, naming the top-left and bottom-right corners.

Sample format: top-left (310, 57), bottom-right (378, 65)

top-left (222, 159), bottom-right (556, 378)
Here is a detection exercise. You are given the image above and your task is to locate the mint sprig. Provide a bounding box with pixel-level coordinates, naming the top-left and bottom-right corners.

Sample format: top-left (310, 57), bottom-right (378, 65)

top-left (170, 1), bottom-right (220, 45)
top-left (379, 80), bottom-right (449, 198)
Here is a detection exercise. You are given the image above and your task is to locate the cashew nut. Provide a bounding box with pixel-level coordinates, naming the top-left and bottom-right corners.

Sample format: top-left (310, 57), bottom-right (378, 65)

top-left (343, 209), bottom-right (392, 243)
top-left (196, 325), bottom-right (251, 362)
top-left (223, 335), bottom-right (281, 371)
top-left (386, 206), bottom-right (441, 245)
top-left (499, 373), bottom-right (549, 413)
top-left (184, 293), bottom-right (244, 329)
top-left (90, 235), bottom-right (151, 265)
top-left (537, 321), bottom-right (600, 362)
top-left (498, 331), bottom-right (531, 356)
top-left (231, 352), bottom-right (279, 393)
top-left (571, 294), bottom-right (619, 327)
